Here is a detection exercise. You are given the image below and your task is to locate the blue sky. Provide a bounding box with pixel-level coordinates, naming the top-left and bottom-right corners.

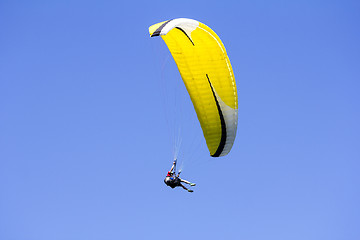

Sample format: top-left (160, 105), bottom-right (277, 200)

top-left (1, 0), bottom-right (359, 239)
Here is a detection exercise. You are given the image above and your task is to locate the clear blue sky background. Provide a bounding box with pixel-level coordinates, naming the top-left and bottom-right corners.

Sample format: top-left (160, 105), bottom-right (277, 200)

top-left (1, 1), bottom-right (359, 239)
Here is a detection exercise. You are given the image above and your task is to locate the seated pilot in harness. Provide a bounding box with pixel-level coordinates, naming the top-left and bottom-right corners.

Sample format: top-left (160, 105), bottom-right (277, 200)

top-left (164, 160), bottom-right (196, 192)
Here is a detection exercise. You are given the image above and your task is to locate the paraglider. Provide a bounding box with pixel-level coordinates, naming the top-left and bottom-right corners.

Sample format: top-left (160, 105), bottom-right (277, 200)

top-left (149, 18), bottom-right (238, 191)
top-left (164, 160), bottom-right (196, 192)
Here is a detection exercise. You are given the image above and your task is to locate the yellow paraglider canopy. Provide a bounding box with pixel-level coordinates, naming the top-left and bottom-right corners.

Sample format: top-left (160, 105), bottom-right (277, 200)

top-left (149, 18), bottom-right (238, 157)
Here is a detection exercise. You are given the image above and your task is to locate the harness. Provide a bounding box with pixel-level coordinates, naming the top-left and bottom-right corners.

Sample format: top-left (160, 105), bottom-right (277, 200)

top-left (165, 159), bottom-right (181, 188)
